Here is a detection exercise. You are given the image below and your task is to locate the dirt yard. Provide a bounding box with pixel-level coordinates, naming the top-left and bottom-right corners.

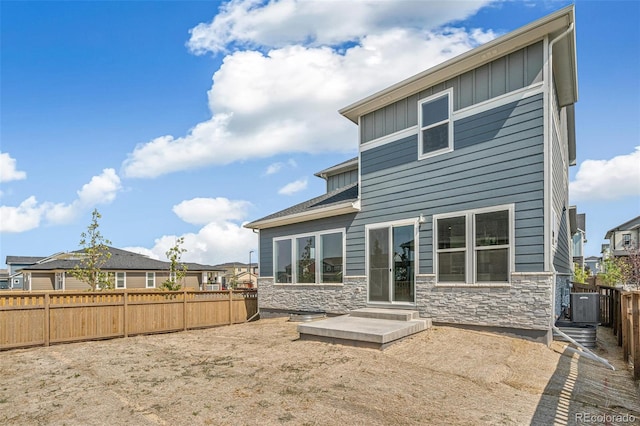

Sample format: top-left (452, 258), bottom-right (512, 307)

top-left (1, 318), bottom-right (639, 425)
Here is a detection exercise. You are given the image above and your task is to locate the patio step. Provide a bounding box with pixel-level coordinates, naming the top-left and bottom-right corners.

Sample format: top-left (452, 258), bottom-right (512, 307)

top-left (349, 308), bottom-right (421, 321)
top-left (297, 309), bottom-right (431, 350)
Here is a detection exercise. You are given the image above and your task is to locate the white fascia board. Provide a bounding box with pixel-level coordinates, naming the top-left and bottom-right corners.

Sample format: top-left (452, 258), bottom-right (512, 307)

top-left (314, 158), bottom-right (359, 179)
top-left (339, 6), bottom-right (574, 123)
top-left (244, 201), bottom-right (360, 230)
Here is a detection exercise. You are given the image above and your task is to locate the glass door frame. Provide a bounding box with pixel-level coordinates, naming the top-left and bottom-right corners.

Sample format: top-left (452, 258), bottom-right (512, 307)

top-left (365, 218), bottom-right (419, 306)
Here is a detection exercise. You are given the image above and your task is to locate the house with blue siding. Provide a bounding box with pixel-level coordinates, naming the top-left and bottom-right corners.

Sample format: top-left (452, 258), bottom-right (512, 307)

top-left (246, 6), bottom-right (578, 343)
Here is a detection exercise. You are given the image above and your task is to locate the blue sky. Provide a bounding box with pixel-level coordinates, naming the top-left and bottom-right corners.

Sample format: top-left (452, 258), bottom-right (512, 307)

top-left (1, 0), bottom-right (639, 267)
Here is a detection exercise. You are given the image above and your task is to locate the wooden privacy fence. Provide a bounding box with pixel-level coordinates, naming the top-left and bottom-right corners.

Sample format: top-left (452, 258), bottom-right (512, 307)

top-left (620, 291), bottom-right (640, 380)
top-left (0, 289), bottom-right (257, 350)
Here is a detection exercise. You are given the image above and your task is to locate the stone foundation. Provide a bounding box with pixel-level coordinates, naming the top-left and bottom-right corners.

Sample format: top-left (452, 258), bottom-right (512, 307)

top-left (257, 276), bottom-right (367, 315)
top-left (258, 272), bottom-right (554, 332)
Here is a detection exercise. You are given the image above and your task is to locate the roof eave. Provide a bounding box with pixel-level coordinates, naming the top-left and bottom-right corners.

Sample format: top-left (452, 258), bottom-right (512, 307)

top-left (244, 200), bottom-right (360, 230)
top-left (339, 5), bottom-right (575, 123)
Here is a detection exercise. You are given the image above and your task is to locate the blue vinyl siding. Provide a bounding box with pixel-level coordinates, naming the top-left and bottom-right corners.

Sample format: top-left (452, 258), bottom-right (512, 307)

top-left (327, 170), bottom-right (358, 192)
top-left (360, 41), bottom-right (544, 143)
top-left (351, 93), bottom-right (545, 275)
top-left (551, 117), bottom-right (572, 274)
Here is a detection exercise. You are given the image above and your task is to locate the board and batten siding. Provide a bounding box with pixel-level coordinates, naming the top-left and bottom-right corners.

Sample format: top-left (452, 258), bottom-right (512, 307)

top-left (349, 93), bottom-right (545, 275)
top-left (360, 41), bottom-right (544, 143)
top-left (327, 169), bottom-right (358, 192)
top-left (258, 215), bottom-right (357, 277)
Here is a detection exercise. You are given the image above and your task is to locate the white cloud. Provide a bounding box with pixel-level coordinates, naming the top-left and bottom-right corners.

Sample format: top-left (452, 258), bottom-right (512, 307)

top-left (122, 2), bottom-right (497, 179)
top-left (0, 169), bottom-right (122, 233)
top-left (0, 196), bottom-right (43, 233)
top-left (265, 162), bottom-right (284, 175)
top-left (0, 152), bottom-right (27, 183)
top-left (187, 0), bottom-right (492, 54)
top-left (264, 158), bottom-right (298, 175)
top-left (570, 147), bottom-right (640, 202)
top-left (172, 197), bottom-right (252, 225)
top-left (125, 197), bottom-right (257, 266)
top-left (278, 177), bottom-right (308, 195)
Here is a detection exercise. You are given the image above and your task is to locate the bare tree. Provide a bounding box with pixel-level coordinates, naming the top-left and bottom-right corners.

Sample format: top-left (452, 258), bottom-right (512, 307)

top-left (71, 209), bottom-right (112, 291)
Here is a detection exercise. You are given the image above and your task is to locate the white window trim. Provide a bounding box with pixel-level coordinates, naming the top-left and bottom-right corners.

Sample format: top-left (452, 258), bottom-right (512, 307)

top-left (115, 271), bottom-right (126, 289)
top-left (433, 204), bottom-right (514, 286)
top-left (273, 228), bottom-right (346, 285)
top-left (146, 272), bottom-right (155, 288)
top-left (55, 271), bottom-right (65, 291)
top-left (364, 218), bottom-right (420, 305)
top-left (418, 88), bottom-right (454, 160)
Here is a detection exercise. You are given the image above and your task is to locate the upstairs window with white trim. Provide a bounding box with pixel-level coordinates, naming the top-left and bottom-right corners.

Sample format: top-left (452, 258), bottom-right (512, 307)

top-left (146, 272), bottom-right (155, 288)
top-left (419, 89), bottom-right (453, 159)
top-left (435, 205), bottom-right (513, 285)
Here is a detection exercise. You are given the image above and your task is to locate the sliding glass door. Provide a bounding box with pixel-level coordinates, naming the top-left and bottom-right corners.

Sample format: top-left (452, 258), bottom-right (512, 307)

top-left (368, 223), bottom-right (415, 304)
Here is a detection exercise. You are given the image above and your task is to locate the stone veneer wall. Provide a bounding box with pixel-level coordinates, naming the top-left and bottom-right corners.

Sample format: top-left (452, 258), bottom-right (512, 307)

top-left (258, 273), bottom-right (554, 331)
top-left (415, 272), bottom-right (554, 330)
top-left (257, 276), bottom-right (368, 314)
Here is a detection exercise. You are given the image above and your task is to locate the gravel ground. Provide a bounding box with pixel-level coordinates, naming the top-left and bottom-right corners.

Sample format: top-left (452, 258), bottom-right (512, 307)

top-left (1, 318), bottom-right (639, 425)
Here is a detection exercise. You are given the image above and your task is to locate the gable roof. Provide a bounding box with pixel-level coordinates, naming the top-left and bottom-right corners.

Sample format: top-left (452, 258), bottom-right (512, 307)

top-left (339, 6), bottom-right (577, 123)
top-left (16, 247), bottom-right (220, 272)
top-left (605, 215), bottom-right (640, 239)
top-left (6, 256), bottom-right (47, 265)
top-left (314, 157), bottom-right (358, 179)
top-left (245, 182), bottom-right (360, 230)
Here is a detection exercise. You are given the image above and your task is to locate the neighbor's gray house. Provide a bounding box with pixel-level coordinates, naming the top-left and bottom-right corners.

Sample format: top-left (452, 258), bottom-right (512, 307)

top-left (246, 6), bottom-right (578, 342)
top-left (604, 215), bottom-right (640, 258)
top-left (6, 247), bottom-right (224, 291)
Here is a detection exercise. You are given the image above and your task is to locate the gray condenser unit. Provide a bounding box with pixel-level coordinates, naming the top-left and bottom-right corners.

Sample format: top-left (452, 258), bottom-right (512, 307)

top-left (570, 293), bottom-right (600, 324)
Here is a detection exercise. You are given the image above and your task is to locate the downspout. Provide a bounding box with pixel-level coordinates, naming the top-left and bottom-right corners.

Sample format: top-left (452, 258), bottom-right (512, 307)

top-left (547, 23), bottom-right (575, 339)
top-left (553, 325), bottom-right (615, 371)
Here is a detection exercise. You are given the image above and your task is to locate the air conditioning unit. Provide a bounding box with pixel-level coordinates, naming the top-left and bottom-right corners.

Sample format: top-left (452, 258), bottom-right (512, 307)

top-left (570, 293), bottom-right (600, 324)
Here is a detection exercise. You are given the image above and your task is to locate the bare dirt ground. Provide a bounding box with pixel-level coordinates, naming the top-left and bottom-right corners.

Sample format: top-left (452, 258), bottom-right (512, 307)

top-left (1, 318), bottom-right (639, 425)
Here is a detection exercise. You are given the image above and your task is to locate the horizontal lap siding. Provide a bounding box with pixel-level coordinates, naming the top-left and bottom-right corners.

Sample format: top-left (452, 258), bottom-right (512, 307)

top-left (361, 41), bottom-right (543, 143)
top-left (552, 121), bottom-right (571, 274)
top-left (352, 94), bottom-right (544, 275)
top-left (259, 215), bottom-right (357, 277)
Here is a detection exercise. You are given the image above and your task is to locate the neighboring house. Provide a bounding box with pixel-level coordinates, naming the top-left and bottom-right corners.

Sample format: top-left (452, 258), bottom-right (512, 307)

top-left (246, 6), bottom-right (579, 343)
top-left (584, 256), bottom-right (602, 276)
top-left (6, 247), bottom-right (223, 291)
top-left (6, 255), bottom-right (48, 289)
top-left (569, 207), bottom-right (586, 268)
top-left (0, 269), bottom-right (9, 290)
top-left (213, 262), bottom-right (259, 288)
top-left (604, 215), bottom-right (640, 257)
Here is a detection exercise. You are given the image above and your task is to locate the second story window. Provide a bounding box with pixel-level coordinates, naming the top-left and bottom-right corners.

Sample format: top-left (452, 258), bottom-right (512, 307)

top-left (419, 88), bottom-right (453, 159)
top-left (623, 234), bottom-right (631, 247)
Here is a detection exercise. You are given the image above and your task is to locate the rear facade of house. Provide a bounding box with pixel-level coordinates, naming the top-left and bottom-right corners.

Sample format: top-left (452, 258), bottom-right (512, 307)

top-left (246, 6), bottom-right (578, 342)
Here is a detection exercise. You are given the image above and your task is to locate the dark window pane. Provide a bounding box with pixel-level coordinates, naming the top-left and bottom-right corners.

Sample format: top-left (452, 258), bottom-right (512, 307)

top-left (421, 95), bottom-right (449, 126)
top-left (321, 232), bottom-right (342, 283)
top-left (476, 248), bottom-right (509, 282)
top-left (475, 210), bottom-right (509, 246)
top-left (296, 236), bottom-right (316, 283)
top-left (438, 252), bottom-right (465, 282)
top-left (438, 216), bottom-right (466, 249)
top-left (275, 240), bottom-right (292, 284)
top-left (422, 123), bottom-right (449, 154)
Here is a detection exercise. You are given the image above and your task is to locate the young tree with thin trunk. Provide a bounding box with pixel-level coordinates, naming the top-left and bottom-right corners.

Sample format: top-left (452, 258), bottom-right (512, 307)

top-left (161, 237), bottom-right (188, 291)
top-left (71, 209), bottom-right (112, 291)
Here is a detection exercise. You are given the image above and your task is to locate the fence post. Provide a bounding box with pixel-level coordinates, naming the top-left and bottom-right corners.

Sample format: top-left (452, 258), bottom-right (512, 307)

top-left (183, 287), bottom-right (188, 331)
top-left (123, 290), bottom-right (128, 338)
top-left (634, 293), bottom-right (640, 380)
top-left (44, 293), bottom-right (50, 347)
top-left (623, 294), bottom-right (629, 363)
top-left (229, 290), bottom-right (233, 325)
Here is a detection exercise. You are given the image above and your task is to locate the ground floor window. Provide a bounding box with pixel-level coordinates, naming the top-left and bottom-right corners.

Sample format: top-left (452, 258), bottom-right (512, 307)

top-left (274, 229), bottom-right (344, 284)
top-left (434, 205), bottom-right (513, 285)
top-left (115, 272), bottom-right (126, 289)
top-left (146, 272), bottom-right (155, 288)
